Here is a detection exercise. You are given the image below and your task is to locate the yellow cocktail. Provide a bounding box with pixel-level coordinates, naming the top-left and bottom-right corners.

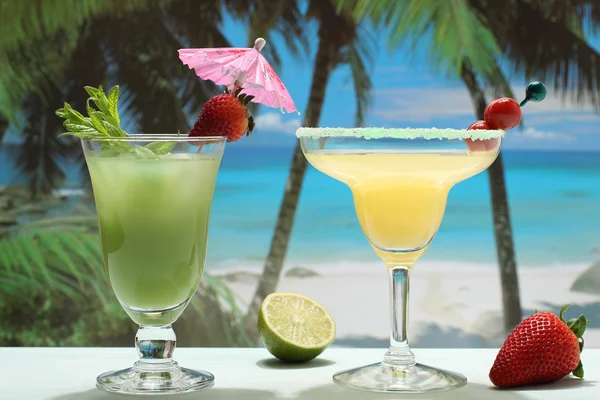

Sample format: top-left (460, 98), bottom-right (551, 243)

top-left (306, 150), bottom-right (497, 265)
top-left (298, 127), bottom-right (503, 393)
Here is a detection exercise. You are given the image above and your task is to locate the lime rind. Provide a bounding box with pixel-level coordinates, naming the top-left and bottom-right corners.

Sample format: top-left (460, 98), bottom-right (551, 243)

top-left (296, 127), bottom-right (505, 140)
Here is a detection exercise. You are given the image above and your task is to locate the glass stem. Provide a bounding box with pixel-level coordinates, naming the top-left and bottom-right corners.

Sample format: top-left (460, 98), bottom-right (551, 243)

top-left (135, 325), bottom-right (177, 368)
top-left (383, 266), bottom-right (416, 367)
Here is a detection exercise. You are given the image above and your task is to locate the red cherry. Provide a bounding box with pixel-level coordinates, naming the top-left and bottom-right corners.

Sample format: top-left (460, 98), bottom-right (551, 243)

top-left (483, 98), bottom-right (522, 130)
top-left (466, 120), bottom-right (500, 152)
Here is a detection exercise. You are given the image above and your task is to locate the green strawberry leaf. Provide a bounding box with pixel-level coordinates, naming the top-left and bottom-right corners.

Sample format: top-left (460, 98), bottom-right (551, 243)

top-left (558, 304), bottom-right (589, 378)
top-left (573, 361), bottom-right (584, 379)
top-left (566, 315), bottom-right (589, 339)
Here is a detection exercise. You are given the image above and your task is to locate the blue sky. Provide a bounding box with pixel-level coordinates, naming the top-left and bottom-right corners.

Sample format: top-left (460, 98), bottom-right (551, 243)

top-left (4, 11), bottom-right (599, 151)
top-left (221, 17), bottom-right (600, 151)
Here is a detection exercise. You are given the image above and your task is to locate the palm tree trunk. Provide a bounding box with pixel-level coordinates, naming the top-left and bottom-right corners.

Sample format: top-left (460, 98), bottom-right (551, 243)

top-left (244, 37), bottom-right (337, 342)
top-left (0, 116), bottom-right (8, 147)
top-left (460, 62), bottom-right (522, 333)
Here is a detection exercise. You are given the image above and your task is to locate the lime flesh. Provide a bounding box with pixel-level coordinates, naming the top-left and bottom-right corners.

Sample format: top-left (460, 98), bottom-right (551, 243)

top-left (258, 292), bottom-right (336, 363)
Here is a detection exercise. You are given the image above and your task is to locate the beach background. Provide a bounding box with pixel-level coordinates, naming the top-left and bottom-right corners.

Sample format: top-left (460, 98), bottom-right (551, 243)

top-left (1, 1), bottom-right (600, 352)
top-left (2, 144), bottom-right (600, 348)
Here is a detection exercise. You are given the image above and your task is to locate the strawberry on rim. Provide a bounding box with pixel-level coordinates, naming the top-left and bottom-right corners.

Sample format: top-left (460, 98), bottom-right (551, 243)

top-left (189, 86), bottom-right (255, 142)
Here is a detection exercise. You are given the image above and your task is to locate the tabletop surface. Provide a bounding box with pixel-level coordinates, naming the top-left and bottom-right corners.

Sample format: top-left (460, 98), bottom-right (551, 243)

top-left (1, 347), bottom-right (598, 399)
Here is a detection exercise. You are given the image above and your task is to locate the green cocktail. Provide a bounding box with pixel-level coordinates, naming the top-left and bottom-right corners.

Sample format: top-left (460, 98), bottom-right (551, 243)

top-left (87, 154), bottom-right (221, 325)
top-left (80, 135), bottom-right (226, 394)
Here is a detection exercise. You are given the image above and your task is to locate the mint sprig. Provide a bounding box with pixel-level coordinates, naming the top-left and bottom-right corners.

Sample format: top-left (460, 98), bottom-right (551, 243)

top-left (56, 85), bottom-right (175, 156)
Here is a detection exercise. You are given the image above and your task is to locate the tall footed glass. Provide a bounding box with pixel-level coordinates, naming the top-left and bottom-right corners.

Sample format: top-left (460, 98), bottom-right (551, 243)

top-left (81, 135), bottom-right (226, 395)
top-left (299, 127), bottom-right (503, 393)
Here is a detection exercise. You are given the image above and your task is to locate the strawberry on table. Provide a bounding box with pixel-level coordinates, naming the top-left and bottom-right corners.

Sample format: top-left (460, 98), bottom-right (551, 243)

top-left (189, 87), bottom-right (255, 143)
top-left (489, 305), bottom-right (589, 388)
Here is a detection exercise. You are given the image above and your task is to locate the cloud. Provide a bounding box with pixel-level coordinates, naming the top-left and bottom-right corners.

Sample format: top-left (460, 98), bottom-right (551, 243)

top-left (513, 127), bottom-right (574, 142)
top-left (253, 112), bottom-right (301, 134)
top-left (372, 87), bottom-right (475, 122)
top-left (525, 112), bottom-right (600, 125)
top-left (371, 85), bottom-right (600, 123)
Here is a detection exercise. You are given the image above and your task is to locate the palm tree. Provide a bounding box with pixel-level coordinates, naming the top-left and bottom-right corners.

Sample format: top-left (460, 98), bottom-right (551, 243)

top-left (0, 0), bottom-right (168, 140)
top-left (0, 0), bottom-right (221, 197)
top-left (0, 0), bottom-right (307, 345)
top-left (0, 117), bottom-right (8, 146)
top-left (0, 0), bottom-right (305, 198)
top-left (337, 0), bottom-right (600, 333)
top-left (244, 0), bottom-right (374, 341)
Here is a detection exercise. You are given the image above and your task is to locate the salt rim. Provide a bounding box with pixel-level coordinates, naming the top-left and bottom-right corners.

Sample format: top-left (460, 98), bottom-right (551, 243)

top-left (296, 127), bottom-right (505, 140)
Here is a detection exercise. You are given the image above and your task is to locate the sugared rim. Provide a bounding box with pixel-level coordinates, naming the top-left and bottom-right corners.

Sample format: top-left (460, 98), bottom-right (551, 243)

top-left (78, 134), bottom-right (226, 142)
top-left (296, 127), bottom-right (505, 140)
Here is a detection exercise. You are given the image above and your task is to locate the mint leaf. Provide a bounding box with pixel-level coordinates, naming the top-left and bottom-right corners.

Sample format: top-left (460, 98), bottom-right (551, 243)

top-left (86, 86), bottom-right (110, 116)
top-left (108, 86), bottom-right (120, 123)
top-left (87, 107), bottom-right (108, 135)
top-left (144, 141), bottom-right (176, 155)
top-left (56, 85), bottom-right (176, 157)
top-left (131, 145), bottom-right (156, 158)
top-left (57, 85), bottom-right (128, 145)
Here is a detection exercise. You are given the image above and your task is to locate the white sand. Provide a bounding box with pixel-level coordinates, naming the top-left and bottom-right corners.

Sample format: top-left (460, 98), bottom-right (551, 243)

top-left (216, 262), bottom-right (600, 348)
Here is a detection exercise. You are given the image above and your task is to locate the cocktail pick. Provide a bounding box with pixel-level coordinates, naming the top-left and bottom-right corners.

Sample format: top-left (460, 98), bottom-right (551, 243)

top-left (520, 81), bottom-right (547, 107)
top-left (178, 38), bottom-right (298, 114)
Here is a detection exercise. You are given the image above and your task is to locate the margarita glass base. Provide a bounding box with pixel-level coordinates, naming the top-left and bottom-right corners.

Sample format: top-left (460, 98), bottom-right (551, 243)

top-left (333, 362), bottom-right (466, 393)
top-left (96, 362), bottom-right (214, 395)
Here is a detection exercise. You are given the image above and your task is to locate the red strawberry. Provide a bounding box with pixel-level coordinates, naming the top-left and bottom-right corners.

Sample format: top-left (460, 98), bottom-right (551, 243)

top-left (189, 88), bottom-right (255, 143)
top-left (466, 120), bottom-right (499, 152)
top-left (489, 305), bottom-right (589, 388)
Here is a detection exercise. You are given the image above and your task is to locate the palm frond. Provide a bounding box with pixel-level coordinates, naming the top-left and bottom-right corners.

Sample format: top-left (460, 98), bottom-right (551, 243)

top-left (0, 116), bottom-right (8, 144)
top-left (161, 0), bottom-right (229, 116)
top-left (339, 24), bottom-right (375, 126)
top-left (13, 89), bottom-right (72, 199)
top-left (184, 274), bottom-right (254, 346)
top-left (0, 228), bottom-right (106, 304)
top-left (243, 0), bottom-right (309, 65)
top-left (0, 0), bottom-right (167, 124)
top-left (163, 0), bottom-right (227, 48)
top-left (100, 5), bottom-right (221, 133)
top-left (0, 0), bottom-right (165, 52)
top-left (468, 0), bottom-right (600, 108)
top-left (338, 0), bottom-right (501, 78)
top-left (0, 31), bottom-right (78, 125)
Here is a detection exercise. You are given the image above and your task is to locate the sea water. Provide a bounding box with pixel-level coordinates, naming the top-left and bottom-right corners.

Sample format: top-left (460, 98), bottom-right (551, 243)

top-left (1, 145), bottom-right (600, 269)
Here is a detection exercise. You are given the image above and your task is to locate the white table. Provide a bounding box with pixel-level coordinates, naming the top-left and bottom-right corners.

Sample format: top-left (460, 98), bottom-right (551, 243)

top-left (2, 347), bottom-right (598, 399)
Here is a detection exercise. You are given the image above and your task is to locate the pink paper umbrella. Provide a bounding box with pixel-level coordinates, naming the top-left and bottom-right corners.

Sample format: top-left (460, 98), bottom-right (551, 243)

top-left (178, 38), bottom-right (298, 114)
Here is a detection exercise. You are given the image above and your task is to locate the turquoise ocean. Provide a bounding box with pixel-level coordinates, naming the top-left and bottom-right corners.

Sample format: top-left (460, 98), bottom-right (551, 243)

top-left (1, 145), bottom-right (600, 270)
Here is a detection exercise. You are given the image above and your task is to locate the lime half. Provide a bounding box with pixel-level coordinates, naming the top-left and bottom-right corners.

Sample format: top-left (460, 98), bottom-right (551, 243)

top-left (258, 292), bottom-right (336, 362)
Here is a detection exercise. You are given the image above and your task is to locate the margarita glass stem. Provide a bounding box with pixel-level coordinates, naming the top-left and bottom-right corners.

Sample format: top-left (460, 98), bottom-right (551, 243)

top-left (384, 265), bottom-right (416, 367)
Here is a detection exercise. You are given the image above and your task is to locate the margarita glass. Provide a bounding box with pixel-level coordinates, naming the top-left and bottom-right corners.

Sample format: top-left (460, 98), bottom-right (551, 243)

top-left (298, 127), bottom-right (503, 393)
top-left (82, 135), bottom-right (225, 395)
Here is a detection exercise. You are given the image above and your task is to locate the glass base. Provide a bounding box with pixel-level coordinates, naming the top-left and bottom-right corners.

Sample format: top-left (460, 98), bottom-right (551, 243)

top-left (333, 362), bottom-right (467, 393)
top-left (96, 361), bottom-right (214, 395)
